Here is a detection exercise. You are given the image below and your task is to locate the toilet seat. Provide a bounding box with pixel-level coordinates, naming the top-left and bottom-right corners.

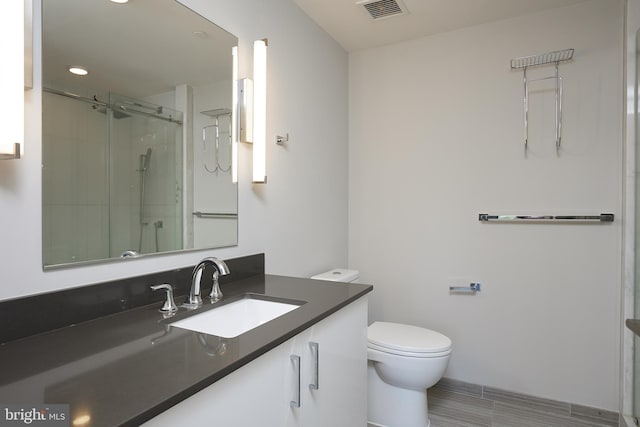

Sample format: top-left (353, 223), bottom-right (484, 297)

top-left (368, 321), bottom-right (452, 357)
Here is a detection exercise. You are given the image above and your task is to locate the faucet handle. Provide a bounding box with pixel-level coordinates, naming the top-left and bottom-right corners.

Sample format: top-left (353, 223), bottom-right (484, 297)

top-left (151, 283), bottom-right (178, 313)
top-left (208, 271), bottom-right (223, 301)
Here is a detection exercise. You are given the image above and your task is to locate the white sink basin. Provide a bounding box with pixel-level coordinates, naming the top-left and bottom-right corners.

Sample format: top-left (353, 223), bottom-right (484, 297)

top-left (170, 295), bottom-right (302, 338)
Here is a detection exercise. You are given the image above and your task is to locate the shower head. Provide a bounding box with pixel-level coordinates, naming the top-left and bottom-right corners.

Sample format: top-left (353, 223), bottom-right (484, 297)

top-left (91, 104), bottom-right (131, 119)
top-left (120, 100), bottom-right (164, 115)
top-left (143, 148), bottom-right (152, 170)
top-left (112, 109), bottom-right (131, 119)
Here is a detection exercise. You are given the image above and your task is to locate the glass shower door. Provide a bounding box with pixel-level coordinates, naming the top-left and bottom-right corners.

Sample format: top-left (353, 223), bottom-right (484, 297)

top-left (42, 89), bottom-right (110, 266)
top-left (634, 27), bottom-right (640, 423)
top-left (108, 93), bottom-right (184, 257)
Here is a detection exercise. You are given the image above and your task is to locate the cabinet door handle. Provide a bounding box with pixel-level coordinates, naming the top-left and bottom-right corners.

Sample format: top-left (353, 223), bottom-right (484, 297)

top-left (309, 342), bottom-right (319, 390)
top-left (290, 354), bottom-right (301, 408)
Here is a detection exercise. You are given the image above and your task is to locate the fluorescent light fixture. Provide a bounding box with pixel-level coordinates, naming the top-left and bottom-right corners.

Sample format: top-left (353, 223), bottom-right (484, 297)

top-left (68, 66), bottom-right (88, 76)
top-left (1, 0), bottom-right (24, 160)
top-left (252, 39), bottom-right (267, 183)
top-left (231, 45), bottom-right (238, 183)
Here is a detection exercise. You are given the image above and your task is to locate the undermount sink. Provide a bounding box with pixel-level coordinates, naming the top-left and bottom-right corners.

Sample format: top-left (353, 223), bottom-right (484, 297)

top-left (170, 294), bottom-right (304, 338)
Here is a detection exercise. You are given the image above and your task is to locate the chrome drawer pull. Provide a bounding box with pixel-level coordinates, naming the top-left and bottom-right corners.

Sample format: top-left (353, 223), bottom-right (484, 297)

top-left (309, 342), bottom-right (319, 390)
top-left (290, 354), bottom-right (301, 408)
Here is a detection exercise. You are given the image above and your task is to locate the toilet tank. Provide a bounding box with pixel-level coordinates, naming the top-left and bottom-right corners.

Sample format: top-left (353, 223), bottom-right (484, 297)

top-left (311, 268), bottom-right (360, 283)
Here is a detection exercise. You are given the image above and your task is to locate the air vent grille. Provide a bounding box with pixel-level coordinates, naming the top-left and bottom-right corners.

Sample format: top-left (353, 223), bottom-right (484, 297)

top-left (359, 0), bottom-right (406, 20)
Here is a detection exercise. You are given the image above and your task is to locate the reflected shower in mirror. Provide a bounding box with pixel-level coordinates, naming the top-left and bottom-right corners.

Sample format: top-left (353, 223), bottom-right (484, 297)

top-left (41, 0), bottom-right (239, 268)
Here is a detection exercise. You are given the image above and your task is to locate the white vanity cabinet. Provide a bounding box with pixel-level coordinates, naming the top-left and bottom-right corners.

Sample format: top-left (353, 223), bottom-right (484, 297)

top-left (285, 296), bottom-right (368, 426)
top-left (144, 296), bottom-right (368, 427)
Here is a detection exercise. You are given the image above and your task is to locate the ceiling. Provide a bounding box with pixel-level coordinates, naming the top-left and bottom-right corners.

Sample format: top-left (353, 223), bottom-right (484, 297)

top-left (42, 0), bottom-right (237, 99)
top-left (291, 0), bottom-right (590, 52)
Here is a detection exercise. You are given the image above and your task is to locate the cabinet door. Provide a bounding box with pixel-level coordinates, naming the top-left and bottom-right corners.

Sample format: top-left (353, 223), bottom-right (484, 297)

top-left (284, 328), bottom-right (312, 427)
top-left (143, 295), bottom-right (368, 427)
top-left (143, 339), bottom-right (293, 427)
top-left (301, 297), bottom-right (369, 427)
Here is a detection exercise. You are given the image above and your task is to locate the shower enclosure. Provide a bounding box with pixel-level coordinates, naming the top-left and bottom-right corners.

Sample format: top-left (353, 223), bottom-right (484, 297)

top-left (625, 1), bottom-right (640, 424)
top-left (631, 26), bottom-right (640, 424)
top-left (42, 89), bottom-right (183, 266)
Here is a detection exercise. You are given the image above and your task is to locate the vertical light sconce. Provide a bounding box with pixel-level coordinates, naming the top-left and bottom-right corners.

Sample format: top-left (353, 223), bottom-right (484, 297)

top-left (234, 39), bottom-right (268, 182)
top-left (1, 0), bottom-right (25, 160)
top-left (252, 39), bottom-right (267, 183)
top-left (231, 46), bottom-right (239, 183)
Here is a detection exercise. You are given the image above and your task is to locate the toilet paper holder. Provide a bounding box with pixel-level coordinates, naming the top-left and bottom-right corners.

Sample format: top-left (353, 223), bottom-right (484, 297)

top-left (449, 283), bottom-right (481, 293)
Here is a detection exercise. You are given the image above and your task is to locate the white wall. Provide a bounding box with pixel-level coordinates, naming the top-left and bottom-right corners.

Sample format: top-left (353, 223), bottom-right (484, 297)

top-left (0, 0), bottom-right (348, 300)
top-left (349, 0), bottom-right (623, 411)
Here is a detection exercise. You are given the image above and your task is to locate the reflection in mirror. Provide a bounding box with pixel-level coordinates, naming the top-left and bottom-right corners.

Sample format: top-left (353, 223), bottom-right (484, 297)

top-left (42, 0), bottom-right (239, 268)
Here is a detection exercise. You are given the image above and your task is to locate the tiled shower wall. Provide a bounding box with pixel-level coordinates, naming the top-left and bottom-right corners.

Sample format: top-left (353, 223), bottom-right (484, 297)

top-left (42, 91), bottom-right (109, 265)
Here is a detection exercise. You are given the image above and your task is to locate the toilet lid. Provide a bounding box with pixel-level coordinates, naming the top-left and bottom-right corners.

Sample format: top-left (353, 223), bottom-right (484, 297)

top-left (368, 322), bottom-right (451, 354)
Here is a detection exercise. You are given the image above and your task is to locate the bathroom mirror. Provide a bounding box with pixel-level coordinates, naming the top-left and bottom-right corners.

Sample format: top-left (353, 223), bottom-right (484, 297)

top-left (41, 0), bottom-right (238, 269)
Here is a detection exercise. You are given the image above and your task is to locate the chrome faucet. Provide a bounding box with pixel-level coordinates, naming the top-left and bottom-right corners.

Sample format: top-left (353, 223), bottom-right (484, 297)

top-left (188, 257), bottom-right (230, 306)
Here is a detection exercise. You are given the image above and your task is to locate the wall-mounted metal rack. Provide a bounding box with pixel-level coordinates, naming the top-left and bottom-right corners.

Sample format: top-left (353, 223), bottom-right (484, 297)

top-left (510, 48), bottom-right (574, 153)
top-left (478, 213), bottom-right (614, 222)
top-left (201, 108), bottom-right (232, 174)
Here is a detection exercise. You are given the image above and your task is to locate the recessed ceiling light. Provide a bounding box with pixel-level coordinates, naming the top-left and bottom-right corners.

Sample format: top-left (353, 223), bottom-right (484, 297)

top-left (193, 31), bottom-right (209, 39)
top-left (109, 0), bottom-right (129, 4)
top-left (68, 66), bottom-right (88, 76)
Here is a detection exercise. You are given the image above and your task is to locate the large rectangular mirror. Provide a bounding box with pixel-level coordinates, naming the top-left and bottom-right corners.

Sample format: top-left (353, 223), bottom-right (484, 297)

top-left (42, 0), bottom-right (238, 269)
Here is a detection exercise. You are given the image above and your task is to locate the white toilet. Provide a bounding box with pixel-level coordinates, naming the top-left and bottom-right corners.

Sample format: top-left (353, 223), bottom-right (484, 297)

top-left (311, 269), bottom-right (452, 427)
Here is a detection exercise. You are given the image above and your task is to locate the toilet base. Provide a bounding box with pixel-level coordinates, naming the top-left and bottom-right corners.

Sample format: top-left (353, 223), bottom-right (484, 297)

top-left (368, 362), bottom-right (430, 427)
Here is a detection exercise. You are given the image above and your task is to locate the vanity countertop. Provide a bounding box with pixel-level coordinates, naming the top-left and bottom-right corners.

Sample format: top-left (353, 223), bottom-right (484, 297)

top-left (626, 318), bottom-right (640, 337)
top-left (0, 274), bottom-right (372, 426)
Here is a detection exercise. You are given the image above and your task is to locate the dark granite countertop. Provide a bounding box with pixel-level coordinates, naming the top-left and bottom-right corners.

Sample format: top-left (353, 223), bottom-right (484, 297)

top-left (0, 274), bottom-right (372, 426)
top-left (626, 319), bottom-right (640, 337)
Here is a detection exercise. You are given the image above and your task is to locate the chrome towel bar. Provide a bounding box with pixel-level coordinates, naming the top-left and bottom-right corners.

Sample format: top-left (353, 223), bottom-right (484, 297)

top-left (478, 213), bottom-right (614, 222)
top-left (192, 211), bottom-right (238, 219)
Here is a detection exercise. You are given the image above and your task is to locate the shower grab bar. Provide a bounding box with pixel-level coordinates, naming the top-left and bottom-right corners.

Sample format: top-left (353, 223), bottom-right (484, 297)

top-left (192, 211), bottom-right (238, 219)
top-left (478, 213), bottom-right (614, 222)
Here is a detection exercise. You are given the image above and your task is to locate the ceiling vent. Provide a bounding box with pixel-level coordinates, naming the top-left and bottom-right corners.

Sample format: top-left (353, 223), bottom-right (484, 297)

top-left (357, 0), bottom-right (408, 21)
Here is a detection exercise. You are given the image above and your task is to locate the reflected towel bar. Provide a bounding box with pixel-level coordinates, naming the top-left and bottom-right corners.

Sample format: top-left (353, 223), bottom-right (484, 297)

top-left (193, 212), bottom-right (238, 219)
top-left (478, 213), bottom-right (614, 222)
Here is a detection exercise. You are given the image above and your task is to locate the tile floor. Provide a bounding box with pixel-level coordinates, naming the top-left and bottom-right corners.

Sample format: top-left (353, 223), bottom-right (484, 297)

top-left (427, 379), bottom-right (620, 427)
